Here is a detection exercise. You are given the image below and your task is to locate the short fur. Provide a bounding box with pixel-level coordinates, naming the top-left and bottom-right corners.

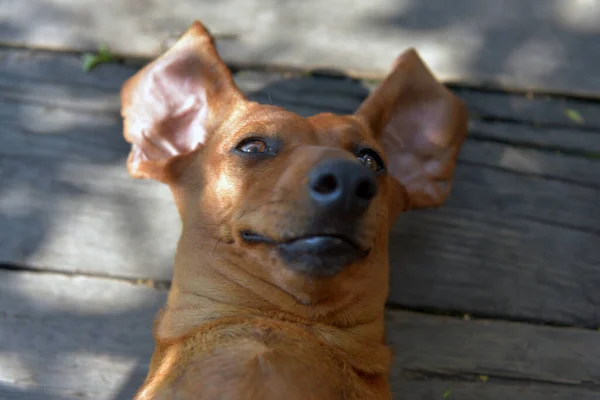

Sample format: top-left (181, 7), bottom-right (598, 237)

top-left (120, 21), bottom-right (468, 400)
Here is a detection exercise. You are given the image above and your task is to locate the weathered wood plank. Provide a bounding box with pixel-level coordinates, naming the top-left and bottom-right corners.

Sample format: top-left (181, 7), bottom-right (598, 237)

top-left (1, 49), bottom-right (600, 326)
top-left (386, 311), bottom-right (600, 386)
top-left (456, 89), bottom-right (600, 131)
top-left (392, 380), bottom-right (600, 400)
top-left (3, 0), bottom-right (600, 97)
top-left (469, 120), bottom-right (600, 156)
top-left (4, 48), bottom-right (600, 134)
top-left (388, 205), bottom-right (600, 327)
top-left (460, 140), bottom-right (600, 187)
top-left (1, 270), bottom-right (598, 399)
top-left (0, 154), bottom-right (180, 279)
top-left (0, 271), bottom-right (163, 400)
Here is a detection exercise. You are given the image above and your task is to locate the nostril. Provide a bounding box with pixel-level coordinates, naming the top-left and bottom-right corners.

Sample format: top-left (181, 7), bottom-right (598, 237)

top-left (312, 174), bottom-right (338, 195)
top-left (356, 179), bottom-right (377, 200)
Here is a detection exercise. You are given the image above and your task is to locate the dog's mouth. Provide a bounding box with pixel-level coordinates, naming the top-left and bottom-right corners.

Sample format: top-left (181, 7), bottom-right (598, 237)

top-left (240, 230), bottom-right (370, 277)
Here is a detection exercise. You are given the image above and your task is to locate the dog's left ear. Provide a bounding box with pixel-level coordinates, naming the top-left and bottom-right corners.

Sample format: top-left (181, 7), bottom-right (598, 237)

top-left (121, 21), bottom-right (246, 183)
top-left (355, 49), bottom-right (468, 210)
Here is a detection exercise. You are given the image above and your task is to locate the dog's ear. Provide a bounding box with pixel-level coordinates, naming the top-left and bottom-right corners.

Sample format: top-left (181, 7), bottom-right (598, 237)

top-left (355, 49), bottom-right (468, 210)
top-left (120, 21), bottom-right (245, 183)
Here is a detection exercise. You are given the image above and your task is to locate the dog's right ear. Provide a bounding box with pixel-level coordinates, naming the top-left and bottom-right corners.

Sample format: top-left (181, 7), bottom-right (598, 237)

top-left (354, 49), bottom-right (468, 212)
top-left (120, 21), bottom-right (246, 183)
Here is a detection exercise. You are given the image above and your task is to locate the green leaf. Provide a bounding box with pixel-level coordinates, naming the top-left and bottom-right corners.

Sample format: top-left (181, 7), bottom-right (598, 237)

top-left (565, 108), bottom-right (585, 124)
top-left (82, 44), bottom-right (115, 72)
top-left (81, 54), bottom-right (97, 72)
top-left (443, 389), bottom-right (451, 398)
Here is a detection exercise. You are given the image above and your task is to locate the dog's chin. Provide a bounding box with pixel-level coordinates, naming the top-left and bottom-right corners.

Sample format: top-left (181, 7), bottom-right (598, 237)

top-left (240, 231), bottom-right (370, 278)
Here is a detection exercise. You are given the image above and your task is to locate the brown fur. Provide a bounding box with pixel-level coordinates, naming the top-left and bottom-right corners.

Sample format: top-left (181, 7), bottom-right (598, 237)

top-left (120, 21), bottom-right (467, 400)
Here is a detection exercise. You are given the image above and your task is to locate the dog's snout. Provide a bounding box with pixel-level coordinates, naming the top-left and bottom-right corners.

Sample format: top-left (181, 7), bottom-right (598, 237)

top-left (308, 159), bottom-right (377, 216)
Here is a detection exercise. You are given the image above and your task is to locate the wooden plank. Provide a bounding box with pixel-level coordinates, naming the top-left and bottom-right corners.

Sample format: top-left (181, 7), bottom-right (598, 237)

top-left (0, 154), bottom-right (181, 280)
top-left (388, 204), bottom-right (600, 328)
top-left (459, 140), bottom-right (600, 187)
top-left (3, 49), bottom-right (600, 134)
top-left (3, 1), bottom-right (600, 97)
top-left (392, 380), bottom-right (600, 400)
top-left (456, 88), bottom-right (600, 131)
top-left (1, 270), bottom-right (598, 399)
top-left (1, 49), bottom-right (600, 326)
top-left (0, 270), bottom-right (163, 400)
top-left (386, 311), bottom-right (600, 386)
top-left (469, 120), bottom-right (600, 156)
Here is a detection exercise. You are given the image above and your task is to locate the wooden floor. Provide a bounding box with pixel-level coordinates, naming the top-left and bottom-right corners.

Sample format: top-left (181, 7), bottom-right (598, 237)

top-left (1, 4), bottom-right (600, 399)
top-left (3, 0), bottom-right (600, 96)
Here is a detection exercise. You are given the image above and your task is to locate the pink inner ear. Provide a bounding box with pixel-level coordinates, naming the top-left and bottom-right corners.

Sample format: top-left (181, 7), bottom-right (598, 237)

top-left (124, 58), bottom-right (211, 167)
top-left (121, 20), bottom-right (247, 182)
top-left (382, 100), bottom-right (463, 208)
top-left (143, 91), bottom-right (209, 159)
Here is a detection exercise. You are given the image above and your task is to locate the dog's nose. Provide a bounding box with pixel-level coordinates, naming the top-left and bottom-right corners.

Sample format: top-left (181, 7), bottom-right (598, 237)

top-left (308, 159), bottom-right (377, 216)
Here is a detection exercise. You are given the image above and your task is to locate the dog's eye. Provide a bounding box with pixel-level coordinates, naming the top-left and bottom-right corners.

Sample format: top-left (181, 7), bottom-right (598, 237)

top-left (357, 149), bottom-right (384, 172)
top-left (236, 138), bottom-right (268, 154)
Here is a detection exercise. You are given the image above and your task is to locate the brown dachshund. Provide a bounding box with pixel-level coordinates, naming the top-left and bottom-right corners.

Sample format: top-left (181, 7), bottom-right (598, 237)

top-left (121, 20), bottom-right (467, 400)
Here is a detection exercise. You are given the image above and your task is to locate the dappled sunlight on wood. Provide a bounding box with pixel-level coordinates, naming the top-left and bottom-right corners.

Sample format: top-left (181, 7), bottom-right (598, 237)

top-left (1, 5), bottom-right (599, 396)
top-left (554, 0), bottom-right (600, 32)
top-left (499, 147), bottom-right (543, 174)
top-left (2, 0), bottom-right (600, 95)
top-left (0, 270), bottom-right (164, 399)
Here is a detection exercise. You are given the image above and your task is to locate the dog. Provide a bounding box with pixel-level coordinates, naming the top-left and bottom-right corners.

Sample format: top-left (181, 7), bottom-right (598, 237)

top-left (120, 20), bottom-right (467, 400)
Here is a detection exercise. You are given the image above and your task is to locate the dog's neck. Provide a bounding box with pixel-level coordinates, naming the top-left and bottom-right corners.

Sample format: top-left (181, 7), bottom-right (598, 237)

top-left (154, 227), bottom-right (390, 346)
top-left (149, 215), bottom-right (393, 376)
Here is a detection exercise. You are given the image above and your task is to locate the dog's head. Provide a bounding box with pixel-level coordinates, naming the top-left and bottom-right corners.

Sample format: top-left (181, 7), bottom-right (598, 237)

top-left (121, 22), bottom-right (467, 310)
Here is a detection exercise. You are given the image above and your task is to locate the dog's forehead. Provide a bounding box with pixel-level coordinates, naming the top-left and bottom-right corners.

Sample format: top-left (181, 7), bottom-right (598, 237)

top-left (231, 105), bottom-right (369, 147)
top-left (308, 113), bottom-right (363, 134)
top-left (307, 113), bottom-right (372, 147)
top-left (230, 104), bottom-right (313, 136)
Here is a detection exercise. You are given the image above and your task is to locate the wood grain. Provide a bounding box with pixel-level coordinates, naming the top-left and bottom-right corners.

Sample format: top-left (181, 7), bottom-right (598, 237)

top-left (1, 270), bottom-right (598, 399)
top-left (392, 380), bottom-right (600, 400)
top-left (2, 0), bottom-right (600, 97)
top-left (386, 311), bottom-right (600, 386)
top-left (456, 89), bottom-right (600, 131)
top-left (0, 270), bottom-right (162, 400)
top-left (468, 120), bottom-right (600, 156)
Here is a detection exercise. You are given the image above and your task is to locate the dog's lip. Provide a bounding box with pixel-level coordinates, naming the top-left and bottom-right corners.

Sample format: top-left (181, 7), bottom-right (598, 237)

top-left (240, 230), bottom-right (276, 245)
top-left (240, 230), bottom-right (369, 255)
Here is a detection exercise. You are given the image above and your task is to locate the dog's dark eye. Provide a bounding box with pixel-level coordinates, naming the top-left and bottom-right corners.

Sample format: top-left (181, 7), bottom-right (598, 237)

top-left (236, 138), bottom-right (269, 154)
top-left (357, 149), bottom-right (384, 172)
